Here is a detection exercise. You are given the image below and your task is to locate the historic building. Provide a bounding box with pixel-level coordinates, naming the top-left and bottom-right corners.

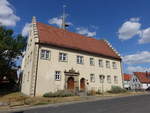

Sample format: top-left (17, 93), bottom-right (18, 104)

top-left (21, 17), bottom-right (123, 96)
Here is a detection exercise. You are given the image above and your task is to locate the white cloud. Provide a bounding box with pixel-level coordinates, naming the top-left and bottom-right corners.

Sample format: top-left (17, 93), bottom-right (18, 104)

top-left (90, 25), bottom-right (99, 30)
top-left (123, 51), bottom-right (150, 64)
top-left (118, 18), bottom-right (141, 40)
top-left (0, 0), bottom-right (20, 26)
top-left (130, 17), bottom-right (140, 22)
top-left (48, 17), bottom-right (72, 28)
top-left (138, 27), bottom-right (150, 44)
top-left (76, 27), bottom-right (96, 37)
top-left (127, 66), bottom-right (150, 73)
top-left (22, 23), bottom-right (31, 37)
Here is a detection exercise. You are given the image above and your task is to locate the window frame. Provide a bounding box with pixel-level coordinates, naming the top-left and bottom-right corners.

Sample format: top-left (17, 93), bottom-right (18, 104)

top-left (107, 75), bottom-right (111, 83)
top-left (90, 58), bottom-right (95, 66)
top-left (99, 75), bottom-right (105, 83)
top-left (55, 71), bottom-right (61, 81)
top-left (40, 49), bottom-right (50, 60)
top-left (112, 62), bottom-right (117, 69)
top-left (77, 55), bottom-right (84, 64)
top-left (106, 61), bottom-right (110, 68)
top-left (99, 59), bottom-right (103, 67)
top-left (59, 52), bottom-right (68, 62)
top-left (114, 76), bottom-right (118, 84)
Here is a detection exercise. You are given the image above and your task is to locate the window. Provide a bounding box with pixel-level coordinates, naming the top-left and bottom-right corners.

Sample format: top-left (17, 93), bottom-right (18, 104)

top-left (107, 75), bottom-right (111, 83)
top-left (114, 76), bottom-right (118, 83)
top-left (40, 50), bottom-right (50, 60)
top-left (90, 74), bottom-right (95, 82)
top-left (77, 56), bottom-right (84, 64)
top-left (59, 53), bottom-right (67, 62)
top-left (90, 58), bottom-right (94, 66)
top-left (99, 59), bottom-right (103, 67)
top-left (99, 75), bottom-right (105, 83)
top-left (106, 61), bottom-right (110, 68)
top-left (55, 71), bottom-right (61, 80)
top-left (112, 62), bottom-right (117, 69)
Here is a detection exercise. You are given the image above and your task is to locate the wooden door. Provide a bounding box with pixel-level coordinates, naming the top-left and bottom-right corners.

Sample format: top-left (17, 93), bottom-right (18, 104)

top-left (67, 77), bottom-right (74, 90)
top-left (80, 78), bottom-right (85, 90)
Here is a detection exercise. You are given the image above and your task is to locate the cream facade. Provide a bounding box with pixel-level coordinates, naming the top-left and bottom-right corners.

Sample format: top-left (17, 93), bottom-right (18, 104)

top-left (21, 17), bottom-right (123, 96)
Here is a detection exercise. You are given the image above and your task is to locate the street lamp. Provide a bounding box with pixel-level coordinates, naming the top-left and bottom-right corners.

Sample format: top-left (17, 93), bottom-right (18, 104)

top-left (100, 75), bottom-right (105, 95)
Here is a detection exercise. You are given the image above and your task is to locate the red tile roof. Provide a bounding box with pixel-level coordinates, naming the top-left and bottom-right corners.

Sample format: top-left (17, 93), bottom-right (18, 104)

top-left (36, 22), bottom-right (121, 60)
top-left (124, 74), bottom-right (132, 81)
top-left (134, 72), bottom-right (150, 83)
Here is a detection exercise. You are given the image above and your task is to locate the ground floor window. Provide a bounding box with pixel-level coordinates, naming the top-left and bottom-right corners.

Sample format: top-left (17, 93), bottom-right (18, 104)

top-left (114, 76), bottom-right (118, 83)
top-left (99, 75), bottom-right (105, 83)
top-left (107, 75), bottom-right (111, 83)
top-left (55, 71), bottom-right (61, 80)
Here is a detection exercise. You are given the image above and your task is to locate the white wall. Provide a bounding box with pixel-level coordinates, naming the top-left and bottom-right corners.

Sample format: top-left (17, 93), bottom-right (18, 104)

top-left (35, 45), bottom-right (123, 96)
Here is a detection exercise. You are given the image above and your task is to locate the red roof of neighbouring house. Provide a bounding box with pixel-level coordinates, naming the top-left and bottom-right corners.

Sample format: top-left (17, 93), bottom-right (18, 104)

top-left (134, 72), bottom-right (150, 83)
top-left (36, 22), bottom-right (121, 60)
top-left (124, 74), bottom-right (132, 81)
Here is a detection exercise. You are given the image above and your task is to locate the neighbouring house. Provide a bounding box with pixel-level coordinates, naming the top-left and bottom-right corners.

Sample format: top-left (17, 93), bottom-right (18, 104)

top-left (131, 72), bottom-right (150, 90)
top-left (21, 17), bottom-right (123, 96)
top-left (123, 73), bottom-right (132, 90)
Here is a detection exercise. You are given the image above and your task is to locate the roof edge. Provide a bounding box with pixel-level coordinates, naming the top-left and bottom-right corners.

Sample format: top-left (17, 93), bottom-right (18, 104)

top-left (36, 42), bottom-right (122, 61)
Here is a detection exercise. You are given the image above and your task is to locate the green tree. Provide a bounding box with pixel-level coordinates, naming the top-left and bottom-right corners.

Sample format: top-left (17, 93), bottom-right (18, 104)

top-left (0, 26), bottom-right (26, 80)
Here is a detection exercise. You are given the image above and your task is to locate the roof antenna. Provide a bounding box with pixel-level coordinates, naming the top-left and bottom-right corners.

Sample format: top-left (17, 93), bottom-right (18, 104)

top-left (62, 5), bottom-right (69, 29)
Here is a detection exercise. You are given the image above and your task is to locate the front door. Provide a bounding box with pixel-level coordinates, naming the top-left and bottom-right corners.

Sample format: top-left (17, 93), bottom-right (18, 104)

top-left (67, 77), bottom-right (74, 90)
top-left (80, 78), bottom-right (85, 90)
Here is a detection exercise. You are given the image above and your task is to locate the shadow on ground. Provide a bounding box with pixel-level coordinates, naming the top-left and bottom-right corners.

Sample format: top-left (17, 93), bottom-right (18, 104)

top-left (0, 83), bottom-right (19, 97)
top-left (12, 111), bottom-right (24, 113)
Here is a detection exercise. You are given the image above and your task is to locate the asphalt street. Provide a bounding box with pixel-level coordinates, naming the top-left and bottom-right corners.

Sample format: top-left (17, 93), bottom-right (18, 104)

top-left (6, 94), bottom-right (150, 113)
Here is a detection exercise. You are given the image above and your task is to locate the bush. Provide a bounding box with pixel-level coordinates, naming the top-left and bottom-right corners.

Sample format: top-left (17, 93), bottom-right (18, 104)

top-left (107, 86), bottom-right (127, 94)
top-left (43, 90), bottom-right (75, 97)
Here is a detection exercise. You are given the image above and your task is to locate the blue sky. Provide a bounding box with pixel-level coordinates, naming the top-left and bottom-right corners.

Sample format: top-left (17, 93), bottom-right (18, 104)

top-left (0, 0), bottom-right (150, 73)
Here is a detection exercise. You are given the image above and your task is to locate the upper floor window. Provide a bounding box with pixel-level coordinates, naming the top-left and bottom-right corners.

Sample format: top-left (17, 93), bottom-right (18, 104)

top-left (106, 61), bottom-right (110, 68)
top-left (112, 62), bottom-right (117, 69)
top-left (77, 56), bottom-right (84, 64)
top-left (40, 49), bottom-right (50, 60)
top-left (55, 71), bottom-right (61, 80)
top-left (90, 74), bottom-right (95, 82)
top-left (90, 58), bottom-right (94, 66)
top-left (99, 59), bottom-right (103, 67)
top-left (107, 75), bottom-right (111, 83)
top-left (114, 76), bottom-right (118, 83)
top-left (59, 53), bottom-right (67, 62)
